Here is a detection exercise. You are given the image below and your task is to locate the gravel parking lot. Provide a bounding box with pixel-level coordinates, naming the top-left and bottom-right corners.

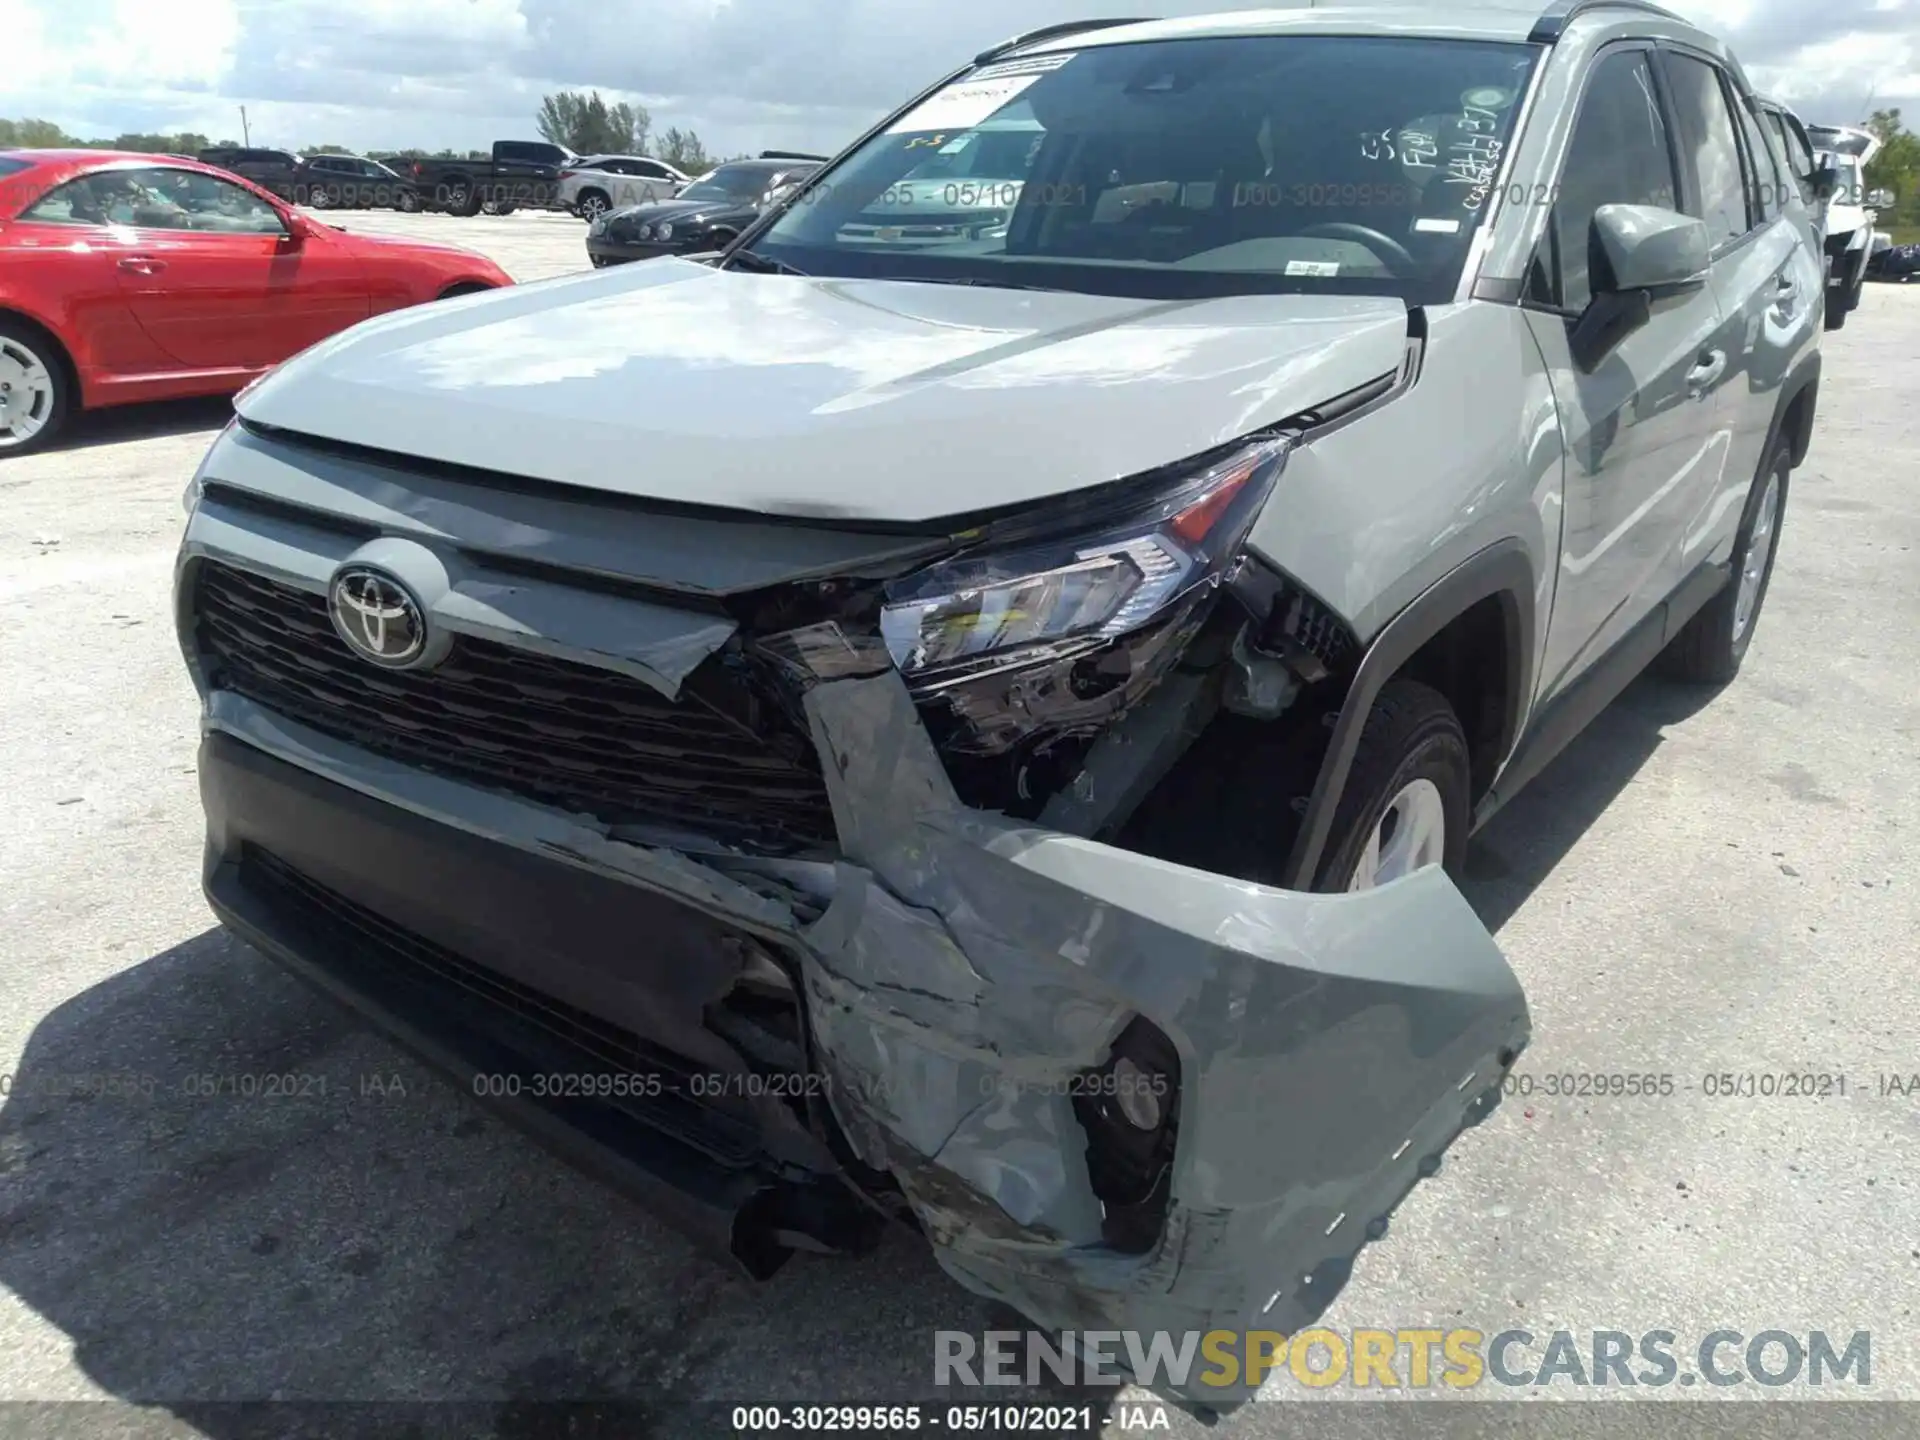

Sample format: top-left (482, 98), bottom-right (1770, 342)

top-left (2, 211), bottom-right (1917, 1438)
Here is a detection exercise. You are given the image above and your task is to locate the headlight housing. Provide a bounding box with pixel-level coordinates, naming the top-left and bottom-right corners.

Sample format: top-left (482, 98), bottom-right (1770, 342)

top-left (657, 222), bottom-right (675, 241)
top-left (637, 222), bottom-right (654, 239)
top-left (880, 436), bottom-right (1290, 679)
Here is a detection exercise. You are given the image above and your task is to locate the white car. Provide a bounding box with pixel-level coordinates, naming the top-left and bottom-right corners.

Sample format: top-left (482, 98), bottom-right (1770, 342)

top-left (1806, 123), bottom-right (1887, 330)
top-left (558, 156), bottom-right (690, 222)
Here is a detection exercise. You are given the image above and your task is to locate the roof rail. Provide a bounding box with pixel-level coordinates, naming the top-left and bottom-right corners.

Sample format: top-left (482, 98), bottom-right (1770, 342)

top-left (758, 150), bottom-right (829, 162)
top-left (1530, 0), bottom-right (1681, 43)
top-left (975, 17), bottom-right (1156, 64)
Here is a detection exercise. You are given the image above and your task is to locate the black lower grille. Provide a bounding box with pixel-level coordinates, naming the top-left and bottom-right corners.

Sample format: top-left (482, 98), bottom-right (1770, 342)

top-left (193, 562), bottom-right (836, 850)
top-left (238, 846), bottom-right (764, 1163)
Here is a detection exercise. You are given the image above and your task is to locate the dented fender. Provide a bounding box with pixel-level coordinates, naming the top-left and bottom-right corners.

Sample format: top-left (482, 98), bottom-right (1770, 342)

top-left (799, 673), bottom-right (1530, 1406)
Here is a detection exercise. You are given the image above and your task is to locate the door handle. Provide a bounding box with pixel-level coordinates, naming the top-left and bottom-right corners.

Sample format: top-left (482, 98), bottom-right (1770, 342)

top-left (1685, 350), bottom-right (1725, 398)
top-left (117, 256), bottom-right (166, 275)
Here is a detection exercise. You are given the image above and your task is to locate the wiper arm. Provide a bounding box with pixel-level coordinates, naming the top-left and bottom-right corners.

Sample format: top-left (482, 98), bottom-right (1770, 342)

top-left (896, 276), bottom-right (1071, 294)
top-left (723, 248), bottom-right (809, 276)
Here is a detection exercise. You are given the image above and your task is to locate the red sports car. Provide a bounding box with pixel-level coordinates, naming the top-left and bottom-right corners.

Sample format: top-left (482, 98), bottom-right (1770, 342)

top-left (0, 150), bottom-right (513, 457)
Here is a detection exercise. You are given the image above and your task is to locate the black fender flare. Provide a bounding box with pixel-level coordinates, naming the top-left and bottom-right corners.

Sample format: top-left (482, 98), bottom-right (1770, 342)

top-left (1766, 350), bottom-right (1822, 469)
top-left (1281, 539), bottom-right (1537, 888)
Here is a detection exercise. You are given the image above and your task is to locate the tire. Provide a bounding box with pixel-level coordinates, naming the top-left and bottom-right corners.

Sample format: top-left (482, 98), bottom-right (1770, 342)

top-left (1824, 282), bottom-right (1850, 331)
top-left (1311, 680), bottom-right (1472, 892)
top-left (492, 204), bottom-right (516, 217)
top-left (1657, 438), bottom-right (1789, 685)
top-left (445, 180), bottom-right (480, 217)
top-left (307, 185), bottom-right (330, 210)
top-left (577, 190), bottom-right (611, 222)
top-left (0, 320), bottom-right (72, 458)
top-left (397, 190), bottom-right (421, 213)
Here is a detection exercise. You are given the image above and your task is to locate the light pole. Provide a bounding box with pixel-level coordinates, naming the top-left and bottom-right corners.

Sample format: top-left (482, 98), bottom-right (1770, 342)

top-left (240, 106), bottom-right (250, 146)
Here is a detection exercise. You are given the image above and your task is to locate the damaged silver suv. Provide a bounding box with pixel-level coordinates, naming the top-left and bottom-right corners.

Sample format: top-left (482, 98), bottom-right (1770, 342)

top-left (176, 0), bottom-right (1821, 1406)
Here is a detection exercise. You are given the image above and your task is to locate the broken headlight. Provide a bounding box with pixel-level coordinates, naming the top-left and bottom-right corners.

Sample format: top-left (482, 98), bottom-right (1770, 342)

top-left (880, 436), bottom-right (1291, 679)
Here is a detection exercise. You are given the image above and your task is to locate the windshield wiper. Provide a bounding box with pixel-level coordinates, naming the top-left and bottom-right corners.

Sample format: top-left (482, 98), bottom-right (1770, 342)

top-left (724, 248), bottom-right (809, 276)
top-left (893, 275), bottom-right (1072, 294)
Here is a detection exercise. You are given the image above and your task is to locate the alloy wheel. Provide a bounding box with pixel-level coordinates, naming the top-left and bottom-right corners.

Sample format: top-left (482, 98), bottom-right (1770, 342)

top-left (0, 335), bottom-right (55, 450)
top-left (1733, 467), bottom-right (1783, 643)
top-left (1348, 778), bottom-right (1448, 891)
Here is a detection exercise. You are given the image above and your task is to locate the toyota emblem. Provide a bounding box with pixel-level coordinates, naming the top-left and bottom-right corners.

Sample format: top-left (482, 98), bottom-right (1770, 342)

top-left (328, 566), bottom-right (428, 668)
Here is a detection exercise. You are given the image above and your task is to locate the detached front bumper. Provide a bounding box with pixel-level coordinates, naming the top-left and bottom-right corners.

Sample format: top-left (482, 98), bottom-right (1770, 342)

top-left (196, 666), bottom-right (1527, 1408)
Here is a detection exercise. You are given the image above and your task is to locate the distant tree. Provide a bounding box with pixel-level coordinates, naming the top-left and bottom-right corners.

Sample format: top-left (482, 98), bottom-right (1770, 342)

top-left (0, 117), bottom-right (80, 147)
top-left (1863, 108), bottom-right (1920, 231)
top-left (536, 90), bottom-right (649, 155)
top-left (302, 142), bottom-right (354, 155)
top-left (655, 127), bottom-right (717, 175)
top-left (105, 131), bottom-right (211, 154)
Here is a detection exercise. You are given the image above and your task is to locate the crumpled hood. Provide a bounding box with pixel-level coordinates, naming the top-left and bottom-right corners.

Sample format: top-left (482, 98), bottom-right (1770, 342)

top-left (237, 259), bottom-right (1410, 524)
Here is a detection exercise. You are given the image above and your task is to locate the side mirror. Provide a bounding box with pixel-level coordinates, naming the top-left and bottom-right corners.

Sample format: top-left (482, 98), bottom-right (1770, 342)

top-left (1592, 203), bottom-right (1711, 293)
top-left (1867, 187), bottom-right (1895, 210)
top-left (1569, 204), bottom-right (1711, 373)
top-left (279, 211), bottom-right (311, 246)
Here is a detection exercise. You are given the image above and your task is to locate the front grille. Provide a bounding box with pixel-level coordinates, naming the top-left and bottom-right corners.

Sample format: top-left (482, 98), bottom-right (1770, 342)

top-left (237, 846), bottom-right (762, 1163)
top-left (193, 562), bottom-right (836, 851)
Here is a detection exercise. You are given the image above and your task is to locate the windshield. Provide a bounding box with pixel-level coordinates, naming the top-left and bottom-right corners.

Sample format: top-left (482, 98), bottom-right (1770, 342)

top-left (680, 165), bottom-right (777, 204)
top-left (755, 34), bottom-right (1538, 301)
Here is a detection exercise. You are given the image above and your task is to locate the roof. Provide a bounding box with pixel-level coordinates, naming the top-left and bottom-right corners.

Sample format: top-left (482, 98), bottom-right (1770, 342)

top-left (0, 148), bottom-right (219, 166)
top-left (1014, 2), bottom-right (1697, 50)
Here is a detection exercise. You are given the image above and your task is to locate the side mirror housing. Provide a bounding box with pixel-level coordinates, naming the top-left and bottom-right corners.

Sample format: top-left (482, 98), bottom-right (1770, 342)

top-left (1866, 187), bottom-right (1895, 210)
top-left (1569, 204), bottom-right (1711, 373)
top-left (280, 211), bottom-right (312, 245)
top-left (1592, 203), bottom-right (1711, 294)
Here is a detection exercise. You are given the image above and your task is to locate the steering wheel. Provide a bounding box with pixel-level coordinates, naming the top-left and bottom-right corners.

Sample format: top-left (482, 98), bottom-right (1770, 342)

top-left (1297, 222), bottom-right (1417, 272)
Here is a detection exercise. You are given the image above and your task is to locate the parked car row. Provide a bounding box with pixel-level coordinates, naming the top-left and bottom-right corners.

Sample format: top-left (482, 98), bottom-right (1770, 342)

top-left (0, 149), bottom-right (512, 456)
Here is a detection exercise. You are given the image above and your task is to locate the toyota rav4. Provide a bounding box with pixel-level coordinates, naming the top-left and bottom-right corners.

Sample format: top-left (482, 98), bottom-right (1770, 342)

top-left (175, 0), bottom-right (1821, 1407)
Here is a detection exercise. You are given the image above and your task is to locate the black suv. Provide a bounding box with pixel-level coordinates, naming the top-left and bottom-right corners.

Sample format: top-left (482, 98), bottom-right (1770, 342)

top-left (295, 154), bottom-right (423, 212)
top-left (197, 147), bottom-right (302, 200)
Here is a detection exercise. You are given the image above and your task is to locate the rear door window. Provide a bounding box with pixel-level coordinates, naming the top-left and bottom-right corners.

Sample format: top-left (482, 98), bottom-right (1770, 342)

top-left (1662, 52), bottom-right (1751, 246)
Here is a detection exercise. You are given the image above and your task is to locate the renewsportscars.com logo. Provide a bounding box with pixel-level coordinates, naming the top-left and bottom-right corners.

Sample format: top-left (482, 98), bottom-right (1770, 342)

top-left (934, 1328), bottom-right (1872, 1391)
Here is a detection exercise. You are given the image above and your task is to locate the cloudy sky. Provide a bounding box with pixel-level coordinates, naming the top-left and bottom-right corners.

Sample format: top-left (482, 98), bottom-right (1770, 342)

top-left (4, 0), bottom-right (1915, 157)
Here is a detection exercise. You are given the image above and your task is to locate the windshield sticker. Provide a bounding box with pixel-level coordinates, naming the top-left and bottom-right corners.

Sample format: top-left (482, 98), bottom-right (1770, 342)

top-left (1464, 86), bottom-right (1516, 110)
top-left (1285, 260), bottom-right (1341, 277)
top-left (1414, 217), bottom-right (1463, 233)
top-left (969, 52), bottom-right (1077, 83)
top-left (887, 74), bottom-right (1044, 134)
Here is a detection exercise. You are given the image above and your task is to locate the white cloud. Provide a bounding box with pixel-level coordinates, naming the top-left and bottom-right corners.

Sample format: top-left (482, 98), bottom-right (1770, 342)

top-left (3, 0), bottom-right (1915, 154)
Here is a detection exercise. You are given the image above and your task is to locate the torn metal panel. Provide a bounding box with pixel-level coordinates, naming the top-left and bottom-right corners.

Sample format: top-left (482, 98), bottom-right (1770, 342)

top-left (800, 670), bottom-right (1529, 1407)
top-left (1036, 669), bottom-right (1223, 839)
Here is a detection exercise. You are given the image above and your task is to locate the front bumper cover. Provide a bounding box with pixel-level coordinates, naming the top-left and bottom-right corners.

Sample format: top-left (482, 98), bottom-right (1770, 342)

top-left (198, 666), bottom-right (1527, 1408)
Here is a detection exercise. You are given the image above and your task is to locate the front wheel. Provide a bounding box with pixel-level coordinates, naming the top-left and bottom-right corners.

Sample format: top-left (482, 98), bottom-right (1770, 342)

top-left (1658, 440), bottom-right (1789, 685)
top-left (1313, 680), bottom-right (1471, 892)
top-left (396, 189), bottom-right (421, 213)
